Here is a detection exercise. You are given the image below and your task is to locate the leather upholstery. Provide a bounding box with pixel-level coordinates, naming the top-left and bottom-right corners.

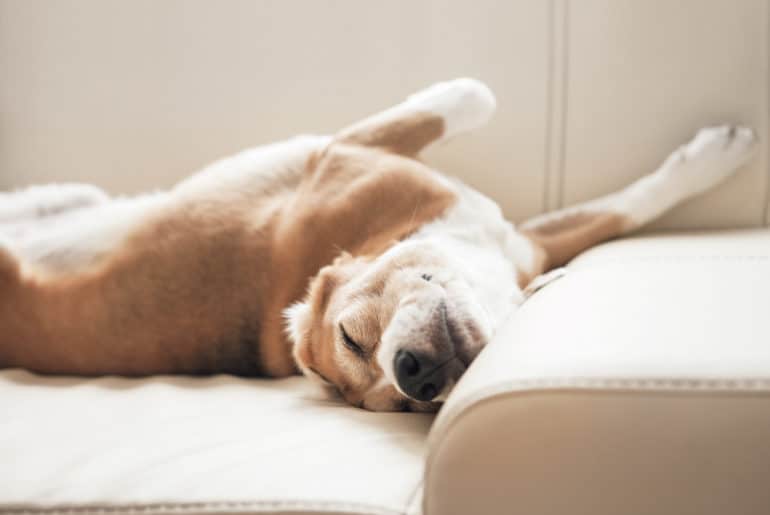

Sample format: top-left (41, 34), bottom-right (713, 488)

top-left (0, 373), bottom-right (429, 515)
top-left (425, 229), bottom-right (770, 515)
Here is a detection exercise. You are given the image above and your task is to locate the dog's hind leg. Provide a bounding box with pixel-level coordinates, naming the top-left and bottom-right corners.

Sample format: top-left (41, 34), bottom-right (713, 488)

top-left (521, 126), bottom-right (756, 272)
top-left (337, 78), bottom-right (496, 157)
top-left (0, 183), bottom-right (109, 224)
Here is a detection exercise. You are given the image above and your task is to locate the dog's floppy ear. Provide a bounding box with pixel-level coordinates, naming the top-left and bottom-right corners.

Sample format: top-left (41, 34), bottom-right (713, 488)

top-left (336, 78), bottom-right (496, 157)
top-left (283, 301), bottom-right (312, 348)
top-left (283, 257), bottom-right (347, 369)
top-left (285, 299), bottom-right (327, 382)
top-left (283, 251), bottom-right (355, 344)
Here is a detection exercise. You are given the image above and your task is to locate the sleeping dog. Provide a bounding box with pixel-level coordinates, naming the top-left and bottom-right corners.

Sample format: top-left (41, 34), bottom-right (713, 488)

top-left (0, 79), bottom-right (756, 411)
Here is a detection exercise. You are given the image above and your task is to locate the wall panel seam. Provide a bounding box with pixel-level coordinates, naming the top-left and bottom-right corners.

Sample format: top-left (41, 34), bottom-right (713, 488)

top-left (765, 0), bottom-right (770, 226)
top-left (556, 0), bottom-right (569, 209)
top-left (541, 0), bottom-right (555, 215)
top-left (544, 0), bottom-right (567, 212)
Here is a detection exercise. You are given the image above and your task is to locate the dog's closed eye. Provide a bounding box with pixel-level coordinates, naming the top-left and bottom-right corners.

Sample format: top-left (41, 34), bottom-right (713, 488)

top-left (340, 323), bottom-right (365, 357)
top-left (421, 273), bottom-right (432, 282)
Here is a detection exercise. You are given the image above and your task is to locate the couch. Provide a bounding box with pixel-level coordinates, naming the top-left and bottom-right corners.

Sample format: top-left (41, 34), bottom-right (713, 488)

top-left (1, 1), bottom-right (768, 514)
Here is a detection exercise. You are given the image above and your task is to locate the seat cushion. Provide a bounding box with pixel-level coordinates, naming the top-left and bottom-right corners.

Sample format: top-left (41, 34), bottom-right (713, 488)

top-left (0, 373), bottom-right (431, 515)
top-left (424, 229), bottom-right (770, 515)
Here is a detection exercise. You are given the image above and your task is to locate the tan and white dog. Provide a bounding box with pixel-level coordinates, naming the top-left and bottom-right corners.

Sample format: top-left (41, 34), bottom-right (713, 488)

top-left (0, 79), bottom-right (756, 411)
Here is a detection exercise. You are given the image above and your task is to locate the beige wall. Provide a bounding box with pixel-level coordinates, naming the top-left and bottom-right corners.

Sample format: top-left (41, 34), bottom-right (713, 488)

top-left (1, 0), bottom-right (767, 228)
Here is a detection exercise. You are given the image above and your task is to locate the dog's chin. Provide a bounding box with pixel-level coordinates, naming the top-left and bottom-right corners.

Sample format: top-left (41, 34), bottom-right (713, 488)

top-left (405, 400), bottom-right (442, 413)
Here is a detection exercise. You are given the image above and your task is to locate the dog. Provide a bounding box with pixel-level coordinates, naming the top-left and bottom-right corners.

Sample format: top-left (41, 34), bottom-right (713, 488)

top-left (0, 79), bottom-right (756, 411)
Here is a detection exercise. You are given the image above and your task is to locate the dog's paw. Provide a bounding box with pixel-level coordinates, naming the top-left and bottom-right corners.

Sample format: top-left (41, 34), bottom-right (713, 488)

top-left (662, 125), bottom-right (756, 197)
top-left (405, 78), bottom-right (497, 139)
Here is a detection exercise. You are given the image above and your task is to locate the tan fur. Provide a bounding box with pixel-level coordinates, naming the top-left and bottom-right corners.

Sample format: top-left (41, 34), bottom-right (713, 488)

top-left (521, 211), bottom-right (631, 270)
top-left (0, 247), bottom-right (19, 285)
top-left (0, 138), bottom-right (456, 378)
top-left (268, 143), bottom-right (457, 374)
top-left (339, 112), bottom-right (445, 157)
top-left (293, 249), bottom-right (450, 412)
top-left (1, 191), bottom-right (286, 375)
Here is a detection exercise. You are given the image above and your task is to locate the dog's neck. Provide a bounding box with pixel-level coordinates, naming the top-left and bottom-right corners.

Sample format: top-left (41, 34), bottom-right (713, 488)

top-left (405, 177), bottom-right (538, 334)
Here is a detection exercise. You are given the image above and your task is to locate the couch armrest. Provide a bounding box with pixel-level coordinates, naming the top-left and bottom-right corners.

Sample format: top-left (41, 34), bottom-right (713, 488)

top-left (423, 230), bottom-right (770, 515)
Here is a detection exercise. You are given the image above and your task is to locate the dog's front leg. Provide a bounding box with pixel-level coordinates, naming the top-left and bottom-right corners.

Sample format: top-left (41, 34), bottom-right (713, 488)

top-left (337, 78), bottom-right (497, 157)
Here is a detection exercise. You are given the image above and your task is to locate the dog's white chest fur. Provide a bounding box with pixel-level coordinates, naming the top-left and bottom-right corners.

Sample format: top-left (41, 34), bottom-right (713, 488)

top-left (408, 177), bottom-right (534, 329)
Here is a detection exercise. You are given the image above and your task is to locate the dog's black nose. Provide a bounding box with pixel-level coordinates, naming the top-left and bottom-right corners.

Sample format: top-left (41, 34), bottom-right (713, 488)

top-left (394, 349), bottom-right (447, 401)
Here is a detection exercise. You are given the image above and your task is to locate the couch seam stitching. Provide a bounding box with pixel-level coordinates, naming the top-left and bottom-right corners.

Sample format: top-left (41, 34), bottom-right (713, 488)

top-left (404, 482), bottom-right (423, 515)
top-left (569, 255), bottom-right (770, 267)
top-left (423, 379), bottom-right (770, 514)
top-left (429, 377), bottom-right (770, 446)
top-left (0, 500), bottom-right (404, 515)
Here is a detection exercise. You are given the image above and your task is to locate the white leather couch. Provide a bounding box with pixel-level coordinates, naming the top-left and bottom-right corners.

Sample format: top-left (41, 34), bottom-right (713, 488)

top-left (1, 1), bottom-right (769, 514)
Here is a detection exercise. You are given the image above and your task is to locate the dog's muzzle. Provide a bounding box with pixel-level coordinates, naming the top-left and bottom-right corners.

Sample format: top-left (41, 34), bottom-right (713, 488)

top-left (393, 301), bottom-right (468, 401)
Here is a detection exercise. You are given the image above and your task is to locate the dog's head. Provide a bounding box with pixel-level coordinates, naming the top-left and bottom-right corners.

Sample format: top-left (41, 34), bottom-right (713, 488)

top-left (284, 78), bottom-right (498, 411)
top-left (284, 240), bottom-right (491, 411)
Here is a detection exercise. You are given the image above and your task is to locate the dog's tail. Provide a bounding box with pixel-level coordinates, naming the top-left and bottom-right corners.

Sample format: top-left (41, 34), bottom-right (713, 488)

top-left (0, 243), bottom-right (20, 289)
top-left (0, 244), bottom-right (22, 368)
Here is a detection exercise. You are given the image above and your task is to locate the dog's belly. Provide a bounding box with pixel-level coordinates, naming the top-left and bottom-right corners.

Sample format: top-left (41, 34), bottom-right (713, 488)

top-left (0, 137), bottom-right (333, 377)
top-left (0, 196), bottom-right (288, 377)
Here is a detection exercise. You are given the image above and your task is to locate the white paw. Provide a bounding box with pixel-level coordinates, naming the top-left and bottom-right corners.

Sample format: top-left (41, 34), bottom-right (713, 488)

top-left (662, 125), bottom-right (756, 197)
top-left (405, 78), bottom-right (497, 139)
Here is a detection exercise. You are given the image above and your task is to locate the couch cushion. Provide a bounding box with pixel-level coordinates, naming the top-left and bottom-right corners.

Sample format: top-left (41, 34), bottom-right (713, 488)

top-left (424, 229), bottom-right (770, 515)
top-left (0, 373), bottom-right (431, 515)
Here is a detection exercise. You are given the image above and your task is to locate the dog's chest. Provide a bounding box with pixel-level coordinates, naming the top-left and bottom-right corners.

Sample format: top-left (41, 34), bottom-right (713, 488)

top-left (409, 178), bottom-right (536, 326)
